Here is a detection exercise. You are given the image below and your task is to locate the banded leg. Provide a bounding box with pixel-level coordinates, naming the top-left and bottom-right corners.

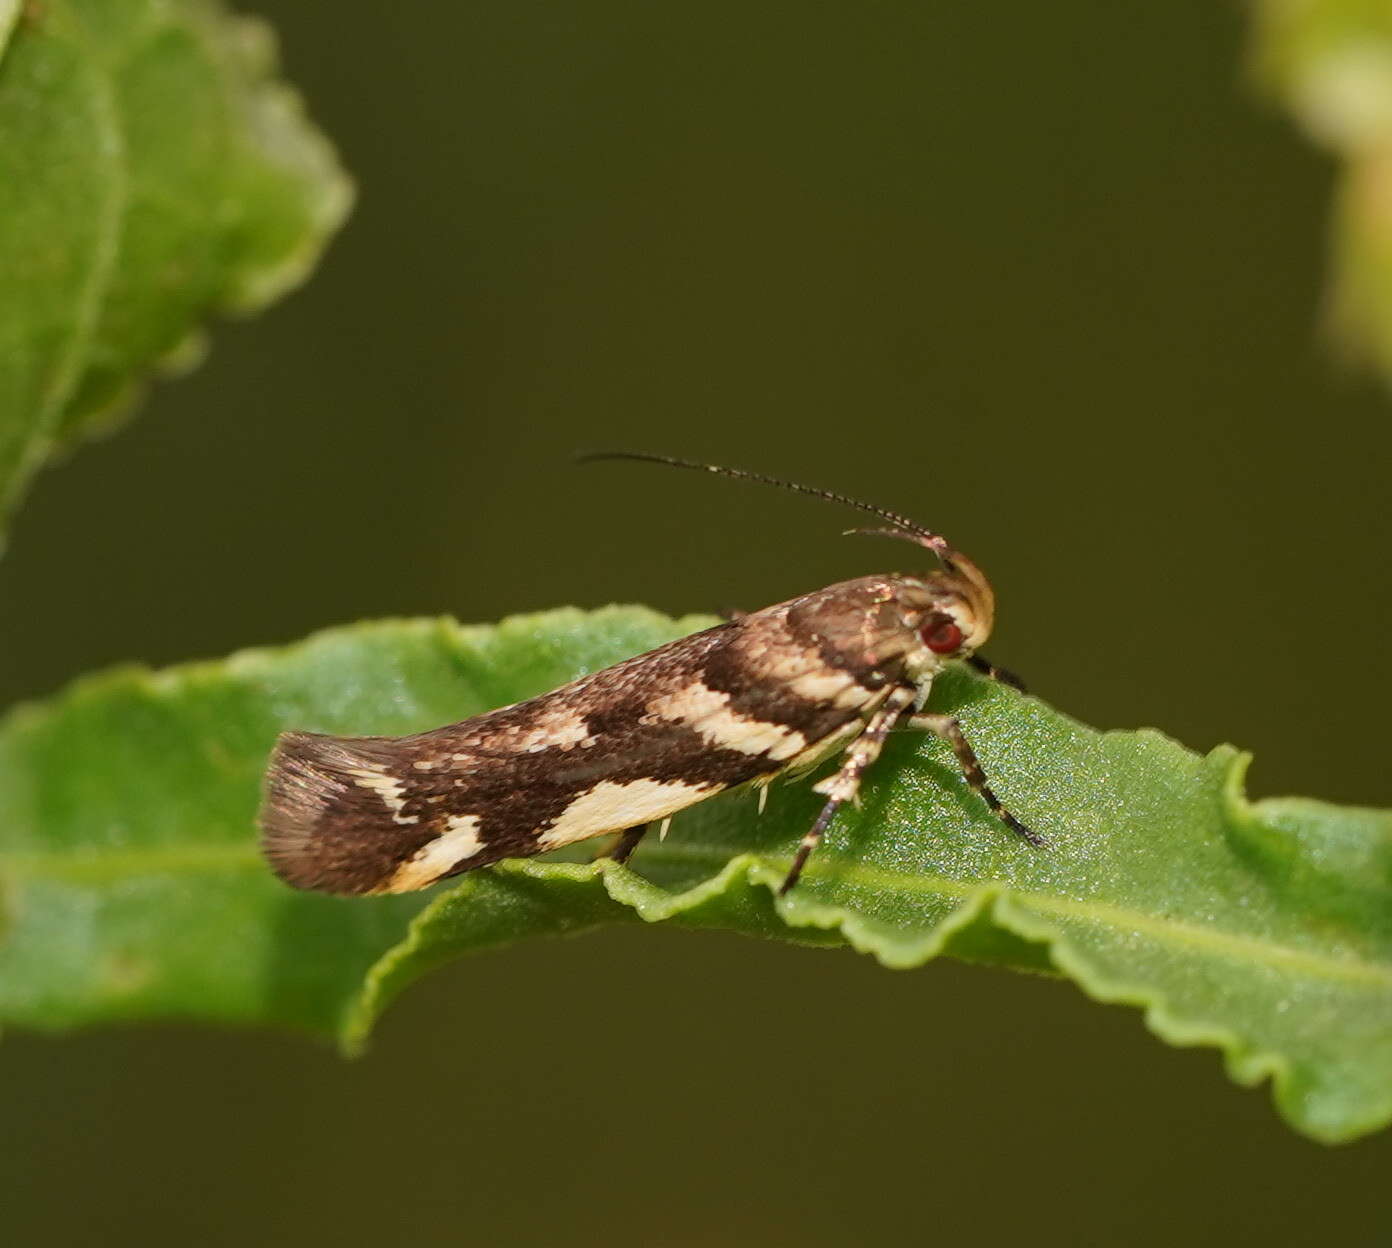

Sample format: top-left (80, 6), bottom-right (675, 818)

top-left (779, 686), bottom-right (917, 896)
top-left (608, 823), bottom-right (649, 865)
top-left (908, 713), bottom-right (1045, 847)
top-left (965, 653), bottom-right (1027, 694)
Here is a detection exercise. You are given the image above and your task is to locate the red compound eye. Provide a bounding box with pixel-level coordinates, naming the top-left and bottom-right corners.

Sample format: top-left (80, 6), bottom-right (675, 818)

top-left (920, 615), bottom-right (964, 655)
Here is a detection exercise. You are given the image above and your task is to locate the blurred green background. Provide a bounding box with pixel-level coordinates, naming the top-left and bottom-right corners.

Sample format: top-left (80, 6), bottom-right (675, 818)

top-left (3, 1), bottom-right (1390, 1244)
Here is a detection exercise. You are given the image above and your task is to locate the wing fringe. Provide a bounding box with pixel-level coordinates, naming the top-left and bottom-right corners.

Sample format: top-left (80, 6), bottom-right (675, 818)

top-left (259, 732), bottom-right (415, 895)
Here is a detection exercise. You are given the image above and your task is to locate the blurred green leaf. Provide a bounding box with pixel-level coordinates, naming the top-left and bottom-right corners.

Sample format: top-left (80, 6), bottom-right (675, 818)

top-left (0, 4), bottom-right (19, 57)
top-left (0, 0), bottom-right (350, 537)
top-left (0, 608), bottom-right (1389, 1144)
top-left (1251, 0), bottom-right (1392, 377)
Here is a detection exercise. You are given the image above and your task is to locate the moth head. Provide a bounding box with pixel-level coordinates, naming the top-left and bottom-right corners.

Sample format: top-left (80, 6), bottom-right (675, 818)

top-left (869, 531), bottom-right (995, 659)
top-left (916, 565), bottom-right (994, 658)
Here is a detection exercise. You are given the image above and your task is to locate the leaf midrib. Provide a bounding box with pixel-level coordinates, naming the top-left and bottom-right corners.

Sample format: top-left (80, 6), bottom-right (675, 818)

top-left (4, 842), bottom-right (260, 880)
top-left (647, 841), bottom-right (1392, 989)
top-left (9, 832), bottom-right (1386, 991)
top-left (18, 3), bottom-right (130, 493)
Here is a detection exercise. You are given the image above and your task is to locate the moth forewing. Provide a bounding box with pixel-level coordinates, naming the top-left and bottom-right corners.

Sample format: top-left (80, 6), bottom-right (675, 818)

top-left (260, 457), bottom-right (1041, 898)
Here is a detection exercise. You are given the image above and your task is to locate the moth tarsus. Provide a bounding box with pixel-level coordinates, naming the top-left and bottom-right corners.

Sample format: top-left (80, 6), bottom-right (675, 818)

top-left (260, 455), bottom-right (1038, 898)
top-left (966, 653), bottom-right (1027, 694)
top-left (908, 712), bottom-right (1046, 849)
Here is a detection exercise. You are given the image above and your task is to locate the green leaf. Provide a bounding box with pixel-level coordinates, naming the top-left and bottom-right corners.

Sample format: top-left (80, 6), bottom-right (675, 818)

top-left (1, 608), bottom-right (1389, 1144)
top-left (0, 5), bottom-right (20, 57)
top-left (0, 0), bottom-right (350, 535)
top-left (1249, 0), bottom-right (1392, 378)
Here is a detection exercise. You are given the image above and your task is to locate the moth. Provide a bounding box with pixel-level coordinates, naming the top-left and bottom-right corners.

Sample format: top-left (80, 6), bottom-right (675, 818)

top-left (260, 453), bottom-right (1041, 898)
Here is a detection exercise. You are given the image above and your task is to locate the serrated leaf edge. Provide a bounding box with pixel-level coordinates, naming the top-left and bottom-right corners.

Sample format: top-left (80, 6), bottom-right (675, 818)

top-left (344, 739), bottom-right (1389, 1143)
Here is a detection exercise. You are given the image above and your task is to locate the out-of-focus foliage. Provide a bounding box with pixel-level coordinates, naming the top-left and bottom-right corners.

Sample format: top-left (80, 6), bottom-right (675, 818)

top-left (1252, 0), bottom-right (1392, 378)
top-left (0, 0), bottom-right (350, 538)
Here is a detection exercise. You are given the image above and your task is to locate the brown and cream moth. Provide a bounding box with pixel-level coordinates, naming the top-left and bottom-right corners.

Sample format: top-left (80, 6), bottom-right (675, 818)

top-left (259, 454), bottom-right (1042, 898)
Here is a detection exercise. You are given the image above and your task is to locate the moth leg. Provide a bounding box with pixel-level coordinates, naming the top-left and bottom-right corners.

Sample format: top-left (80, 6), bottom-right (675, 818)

top-left (608, 823), bottom-right (650, 866)
top-left (907, 713), bottom-right (1045, 847)
top-left (779, 686), bottom-right (917, 896)
top-left (965, 653), bottom-right (1027, 694)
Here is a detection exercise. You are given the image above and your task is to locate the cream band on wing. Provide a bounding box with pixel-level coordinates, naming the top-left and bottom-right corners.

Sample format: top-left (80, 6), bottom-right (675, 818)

top-left (381, 814), bottom-right (485, 892)
top-left (535, 778), bottom-right (719, 849)
top-left (646, 682), bottom-right (807, 760)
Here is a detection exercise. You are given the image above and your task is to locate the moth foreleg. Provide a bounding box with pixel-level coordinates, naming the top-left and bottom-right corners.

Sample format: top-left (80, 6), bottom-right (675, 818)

top-left (779, 685), bottom-right (917, 896)
top-left (907, 713), bottom-right (1045, 847)
top-left (607, 823), bottom-right (650, 866)
top-left (965, 653), bottom-right (1027, 694)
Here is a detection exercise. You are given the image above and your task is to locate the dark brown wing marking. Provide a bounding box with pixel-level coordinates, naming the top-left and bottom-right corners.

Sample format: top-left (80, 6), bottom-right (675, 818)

top-left (260, 616), bottom-right (886, 895)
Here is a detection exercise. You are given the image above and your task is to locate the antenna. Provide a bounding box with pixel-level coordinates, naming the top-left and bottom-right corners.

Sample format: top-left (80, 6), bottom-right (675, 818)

top-left (576, 450), bottom-right (954, 560)
top-left (579, 449), bottom-right (1003, 678)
